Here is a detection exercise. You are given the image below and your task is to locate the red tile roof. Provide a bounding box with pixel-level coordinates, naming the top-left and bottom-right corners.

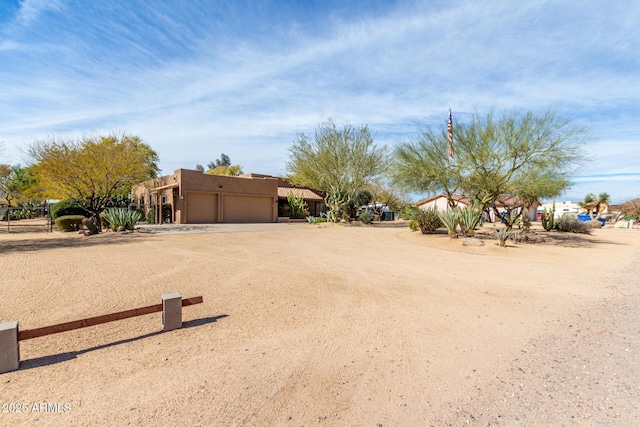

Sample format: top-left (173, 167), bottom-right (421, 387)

top-left (278, 187), bottom-right (324, 201)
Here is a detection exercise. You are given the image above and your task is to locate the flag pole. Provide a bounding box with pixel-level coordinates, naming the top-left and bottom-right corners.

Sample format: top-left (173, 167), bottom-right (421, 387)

top-left (447, 107), bottom-right (454, 160)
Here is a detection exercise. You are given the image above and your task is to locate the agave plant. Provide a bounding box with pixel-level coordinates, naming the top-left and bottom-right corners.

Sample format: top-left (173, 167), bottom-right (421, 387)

top-left (494, 226), bottom-right (520, 246)
top-left (458, 206), bottom-right (482, 237)
top-left (494, 227), bottom-right (510, 247)
top-left (103, 208), bottom-right (142, 231)
top-left (438, 209), bottom-right (459, 237)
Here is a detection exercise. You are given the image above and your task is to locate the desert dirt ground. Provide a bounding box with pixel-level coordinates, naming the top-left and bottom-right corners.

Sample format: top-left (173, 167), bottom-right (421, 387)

top-left (1, 222), bottom-right (639, 426)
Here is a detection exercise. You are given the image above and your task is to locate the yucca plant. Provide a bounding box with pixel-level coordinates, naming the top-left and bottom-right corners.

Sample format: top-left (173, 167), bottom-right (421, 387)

top-left (438, 209), bottom-right (459, 237)
top-left (458, 206), bottom-right (482, 237)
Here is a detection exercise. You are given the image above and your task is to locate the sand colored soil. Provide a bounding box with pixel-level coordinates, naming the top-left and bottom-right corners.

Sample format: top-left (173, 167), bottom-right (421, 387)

top-left (1, 223), bottom-right (639, 426)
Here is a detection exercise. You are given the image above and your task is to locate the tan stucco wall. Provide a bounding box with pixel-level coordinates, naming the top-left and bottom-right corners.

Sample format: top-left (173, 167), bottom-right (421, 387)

top-left (133, 169), bottom-right (278, 224)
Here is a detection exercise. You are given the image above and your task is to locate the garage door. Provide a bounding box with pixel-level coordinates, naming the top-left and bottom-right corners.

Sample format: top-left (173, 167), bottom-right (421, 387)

top-left (223, 195), bottom-right (273, 223)
top-left (186, 192), bottom-right (218, 223)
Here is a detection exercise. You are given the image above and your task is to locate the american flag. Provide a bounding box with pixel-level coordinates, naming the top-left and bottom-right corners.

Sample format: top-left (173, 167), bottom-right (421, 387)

top-left (447, 108), bottom-right (454, 159)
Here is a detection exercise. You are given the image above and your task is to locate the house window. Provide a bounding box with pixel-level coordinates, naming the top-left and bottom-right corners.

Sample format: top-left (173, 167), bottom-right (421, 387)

top-left (162, 195), bottom-right (167, 204)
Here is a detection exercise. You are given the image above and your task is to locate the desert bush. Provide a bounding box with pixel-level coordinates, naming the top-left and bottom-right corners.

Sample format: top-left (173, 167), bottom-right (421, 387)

top-left (102, 208), bottom-right (142, 231)
top-left (555, 215), bottom-right (591, 234)
top-left (588, 219), bottom-right (603, 229)
top-left (50, 198), bottom-right (86, 220)
top-left (359, 210), bottom-right (374, 224)
top-left (408, 220), bottom-right (419, 232)
top-left (404, 206), bottom-right (442, 234)
top-left (621, 197), bottom-right (640, 220)
top-left (55, 215), bottom-right (85, 231)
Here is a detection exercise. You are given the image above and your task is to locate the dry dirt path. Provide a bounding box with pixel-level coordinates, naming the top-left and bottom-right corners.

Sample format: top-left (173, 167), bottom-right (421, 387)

top-left (0, 224), bottom-right (638, 426)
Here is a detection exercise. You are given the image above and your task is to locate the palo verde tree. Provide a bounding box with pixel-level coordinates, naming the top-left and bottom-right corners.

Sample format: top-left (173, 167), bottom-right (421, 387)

top-left (29, 133), bottom-right (159, 223)
top-left (286, 119), bottom-right (387, 221)
top-left (392, 108), bottom-right (588, 228)
top-left (391, 128), bottom-right (463, 208)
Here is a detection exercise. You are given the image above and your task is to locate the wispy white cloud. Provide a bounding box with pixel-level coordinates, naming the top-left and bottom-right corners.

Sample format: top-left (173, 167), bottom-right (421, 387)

top-left (1, 0), bottom-right (638, 202)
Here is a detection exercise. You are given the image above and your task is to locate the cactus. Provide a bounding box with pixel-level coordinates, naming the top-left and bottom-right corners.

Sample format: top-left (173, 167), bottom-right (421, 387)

top-left (541, 201), bottom-right (556, 231)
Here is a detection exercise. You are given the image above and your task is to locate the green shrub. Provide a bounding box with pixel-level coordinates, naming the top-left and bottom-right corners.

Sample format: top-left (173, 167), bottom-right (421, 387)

top-left (359, 210), bottom-right (374, 224)
top-left (102, 208), bottom-right (142, 231)
top-left (50, 198), bottom-right (87, 220)
top-left (55, 215), bottom-right (85, 231)
top-left (404, 206), bottom-right (442, 234)
top-left (555, 215), bottom-right (591, 234)
top-left (408, 220), bottom-right (419, 232)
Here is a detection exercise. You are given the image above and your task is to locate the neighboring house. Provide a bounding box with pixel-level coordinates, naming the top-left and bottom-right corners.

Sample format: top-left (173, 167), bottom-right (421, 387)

top-left (538, 201), bottom-right (581, 218)
top-left (415, 193), bottom-right (540, 222)
top-left (132, 169), bottom-right (279, 224)
top-left (415, 194), bottom-right (470, 212)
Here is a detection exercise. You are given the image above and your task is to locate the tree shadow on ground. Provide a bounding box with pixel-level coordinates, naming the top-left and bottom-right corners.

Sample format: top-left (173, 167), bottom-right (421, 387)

top-left (474, 229), bottom-right (623, 248)
top-left (0, 232), bottom-right (155, 255)
top-left (17, 315), bottom-right (229, 371)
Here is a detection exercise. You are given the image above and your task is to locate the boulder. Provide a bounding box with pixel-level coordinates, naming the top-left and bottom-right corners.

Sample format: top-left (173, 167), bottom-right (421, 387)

top-left (463, 237), bottom-right (484, 247)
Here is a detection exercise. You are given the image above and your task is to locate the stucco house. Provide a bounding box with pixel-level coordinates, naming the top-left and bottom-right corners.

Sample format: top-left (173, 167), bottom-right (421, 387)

top-left (132, 169), bottom-right (279, 224)
top-left (132, 169), bottom-right (326, 224)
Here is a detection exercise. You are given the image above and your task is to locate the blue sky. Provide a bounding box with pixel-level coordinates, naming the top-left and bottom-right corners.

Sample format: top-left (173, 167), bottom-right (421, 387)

top-left (1, 0), bottom-right (638, 203)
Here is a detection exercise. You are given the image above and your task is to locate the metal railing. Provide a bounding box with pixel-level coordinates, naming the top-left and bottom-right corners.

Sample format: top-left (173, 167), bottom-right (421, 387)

top-left (0, 204), bottom-right (52, 233)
